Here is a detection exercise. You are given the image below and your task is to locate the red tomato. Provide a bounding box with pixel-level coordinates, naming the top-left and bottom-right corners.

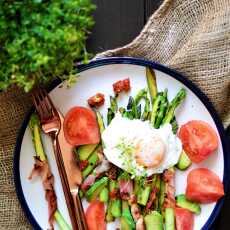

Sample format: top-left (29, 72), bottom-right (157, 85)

top-left (178, 120), bottom-right (218, 163)
top-left (85, 201), bottom-right (106, 230)
top-left (186, 168), bottom-right (224, 203)
top-left (175, 207), bottom-right (194, 230)
top-left (63, 106), bottom-right (100, 146)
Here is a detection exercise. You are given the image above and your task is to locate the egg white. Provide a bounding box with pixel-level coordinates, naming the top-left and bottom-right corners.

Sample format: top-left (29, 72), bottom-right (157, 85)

top-left (102, 113), bottom-right (182, 177)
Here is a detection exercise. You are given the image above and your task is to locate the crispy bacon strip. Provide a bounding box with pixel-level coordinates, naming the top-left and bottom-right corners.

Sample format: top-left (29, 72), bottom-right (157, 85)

top-left (109, 188), bottom-right (119, 199)
top-left (113, 78), bottom-right (131, 95)
top-left (163, 169), bottom-right (176, 209)
top-left (87, 93), bottom-right (105, 107)
top-left (136, 216), bottom-right (145, 230)
top-left (29, 157), bottom-right (57, 229)
top-left (81, 174), bottom-right (96, 191)
top-left (106, 164), bottom-right (118, 180)
top-left (131, 203), bottom-right (141, 222)
top-left (79, 160), bottom-right (89, 170)
top-left (145, 187), bottom-right (158, 211)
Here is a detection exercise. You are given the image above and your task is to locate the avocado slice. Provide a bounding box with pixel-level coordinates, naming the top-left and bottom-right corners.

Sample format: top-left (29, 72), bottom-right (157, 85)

top-left (144, 211), bottom-right (163, 230)
top-left (176, 194), bottom-right (201, 214)
top-left (176, 150), bottom-right (192, 170)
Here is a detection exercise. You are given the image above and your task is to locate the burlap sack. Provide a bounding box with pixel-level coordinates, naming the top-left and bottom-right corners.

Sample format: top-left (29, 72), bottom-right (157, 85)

top-left (0, 0), bottom-right (229, 229)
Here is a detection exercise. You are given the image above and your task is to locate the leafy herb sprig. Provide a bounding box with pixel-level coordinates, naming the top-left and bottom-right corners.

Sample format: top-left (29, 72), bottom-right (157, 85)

top-left (0, 0), bottom-right (95, 92)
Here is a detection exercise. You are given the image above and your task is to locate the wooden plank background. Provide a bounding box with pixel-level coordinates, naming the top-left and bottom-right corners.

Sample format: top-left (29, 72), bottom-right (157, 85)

top-left (86, 1), bottom-right (230, 229)
top-left (87, 0), bottom-right (162, 53)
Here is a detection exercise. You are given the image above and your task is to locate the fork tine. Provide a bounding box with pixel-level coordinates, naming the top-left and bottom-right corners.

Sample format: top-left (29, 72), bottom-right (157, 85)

top-left (40, 88), bottom-right (57, 116)
top-left (32, 87), bottom-right (52, 121)
top-left (32, 90), bottom-right (44, 120)
top-left (38, 88), bottom-right (52, 119)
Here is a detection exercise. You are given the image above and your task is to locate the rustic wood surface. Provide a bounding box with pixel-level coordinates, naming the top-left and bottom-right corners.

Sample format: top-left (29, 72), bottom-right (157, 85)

top-left (86, 1), bottom-right (230, 229)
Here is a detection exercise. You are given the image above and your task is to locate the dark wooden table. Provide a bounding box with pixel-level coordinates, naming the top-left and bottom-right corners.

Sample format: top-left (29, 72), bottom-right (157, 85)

top-left (87, 1), bottom-right (230, 230)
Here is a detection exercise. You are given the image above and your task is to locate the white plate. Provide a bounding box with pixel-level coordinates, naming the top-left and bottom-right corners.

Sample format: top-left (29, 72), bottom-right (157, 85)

top-left (14, 57), bottom-right (230, 230)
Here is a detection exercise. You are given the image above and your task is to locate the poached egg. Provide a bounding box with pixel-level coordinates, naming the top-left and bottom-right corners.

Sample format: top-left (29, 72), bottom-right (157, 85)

top-left (102, 113), bottom-right (182, 177)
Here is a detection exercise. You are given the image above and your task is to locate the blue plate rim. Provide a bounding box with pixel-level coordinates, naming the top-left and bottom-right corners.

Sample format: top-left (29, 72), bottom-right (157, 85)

top-left (13, 57), bottom-right (230, 230)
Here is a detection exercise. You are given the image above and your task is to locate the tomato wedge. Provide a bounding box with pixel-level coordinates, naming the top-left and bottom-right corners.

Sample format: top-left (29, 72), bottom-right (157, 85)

top-left (178, 120), bottom-right (218, 163)
top-left (63, 106), bottom-right (100, 146)
top-left (175, 207), bottom-right (194, 230)
top-left (85, 201), bottom-right (106, 230)
top-left (186, 168), bottom-right (224, 203)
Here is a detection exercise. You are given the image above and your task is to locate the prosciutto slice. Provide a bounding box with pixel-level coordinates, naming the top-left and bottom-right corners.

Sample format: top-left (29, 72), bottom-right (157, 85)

top-left (29, 157), bottom-right (57, 229)
top-left (81, 159), bottom-right (110, 191)
top-left (119, 179), bottom-right (133, 200)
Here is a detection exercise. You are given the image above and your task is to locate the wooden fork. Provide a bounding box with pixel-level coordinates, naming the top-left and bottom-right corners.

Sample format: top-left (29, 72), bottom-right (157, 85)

top-left (32, 87), bottom-right (87, 230)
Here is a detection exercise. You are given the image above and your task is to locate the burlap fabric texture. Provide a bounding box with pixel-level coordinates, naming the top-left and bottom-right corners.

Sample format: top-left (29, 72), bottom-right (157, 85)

top-left (0, 0), bottom-right (229, 229)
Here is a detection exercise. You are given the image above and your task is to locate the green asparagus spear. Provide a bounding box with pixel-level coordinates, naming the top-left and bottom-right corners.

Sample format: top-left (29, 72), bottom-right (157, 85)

top-left (54, 210), bottom-right (71, 230)
top-left (111, 199), bottom-right (122, 218)
top-left (134, 88), bottom-right (147, 105)
top-left (150, 95), bottom-right (164, 126)
top-left (142, 95), bottom-right (150, 121)
top-left (176, 194), bottom-right (201, 214)
top-left (137, 185), bottom-right (151, 206)
top-left (82, 145), bottom-right (102, 178)
top-left (127, 96), bottom-right (138, 119)
top-left (171, 117), bottom-right (178, 134)
top-left (176, 150), bottom-right (192, 170)
top-left (144, 211), bottom-right (163, 230)
top-left (110, 96), bottom-right (118, 113)
top-left (119, 107), bottom-right (126, 115)
top-left (121, 200), bottom-right (135, 230)
top-left (29, 114), bottom-right (46, 161)
top-left (77, 144), bottom-right (98, 161)
top-left (107, 108), bottom-right (114, 125)
top-left (136, 104), bottom-right (142, 119)
top-left (146, 67), bottom-right (158, 104)
top-left (29, 114), bottom-right (70, 229)
top-left (110, 180), bottom-right (122, 218)
top-left (165, 208), bottom-right (175, 230)
top-left (155, 175), bottom-right (161, 211)
top-left (155, 89), bottom-right (168, 128)
top-left (127, 96), bottom-right (134, 110)
top-left (134, 177), bottom-right (141, 196)
top-left (106, 200), bottom-right (114, 222)
top-left (96, 111), bottom-right (105, 134)
top-left (106, 179), bottom-right (116, 222)
top-left (85, 177), bottom-right (109, 202)
top-left (162, 88), bottom-right (186, 124)
top-left (99, 187), bottom-right (109, 203)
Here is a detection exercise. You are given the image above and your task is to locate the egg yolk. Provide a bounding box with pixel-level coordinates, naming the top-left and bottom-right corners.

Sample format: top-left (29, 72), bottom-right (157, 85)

top-left (134, 136), bottom-right (165, 168)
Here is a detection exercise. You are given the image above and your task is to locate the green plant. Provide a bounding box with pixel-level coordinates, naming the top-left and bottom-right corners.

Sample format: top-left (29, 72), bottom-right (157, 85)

top-left (0, 0), bottom-right (95, 92)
